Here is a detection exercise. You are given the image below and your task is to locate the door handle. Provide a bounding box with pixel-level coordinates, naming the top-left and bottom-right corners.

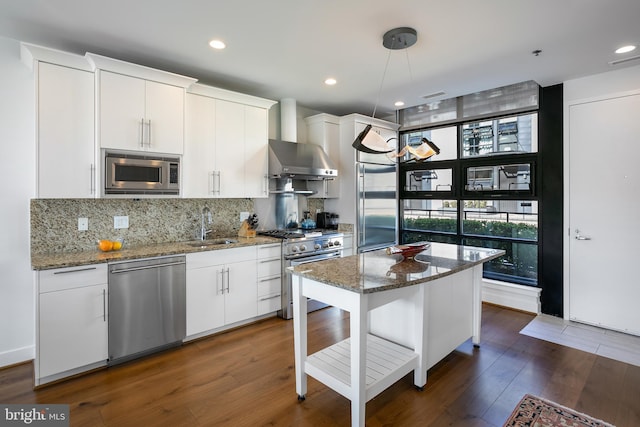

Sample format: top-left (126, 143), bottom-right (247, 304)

top-left (575, 229), bottom-right (592, 240)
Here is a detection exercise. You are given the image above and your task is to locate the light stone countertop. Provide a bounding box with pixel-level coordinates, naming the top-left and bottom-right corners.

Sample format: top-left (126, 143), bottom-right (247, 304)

top-left (289, 242), bottom-right (505, 294)
top-left (31, 236), bottom-right (281, 270)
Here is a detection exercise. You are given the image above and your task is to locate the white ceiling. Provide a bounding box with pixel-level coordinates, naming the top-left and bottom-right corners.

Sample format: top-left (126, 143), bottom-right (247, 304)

top-left (1, 0), bottom-right (639, 117)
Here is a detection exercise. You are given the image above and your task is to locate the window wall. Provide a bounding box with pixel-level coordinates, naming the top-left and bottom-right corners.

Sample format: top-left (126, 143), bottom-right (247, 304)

top-left (398, 81), bottom-right (539, 286)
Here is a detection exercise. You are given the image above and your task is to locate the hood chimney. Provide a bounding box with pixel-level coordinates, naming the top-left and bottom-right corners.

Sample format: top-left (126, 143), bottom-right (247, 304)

top-left (280, 98), bottom-right (297, 142)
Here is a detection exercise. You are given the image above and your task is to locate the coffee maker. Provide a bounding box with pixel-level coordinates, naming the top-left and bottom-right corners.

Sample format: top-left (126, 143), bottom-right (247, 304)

top-left (316, 212), bottom-right (339, 230)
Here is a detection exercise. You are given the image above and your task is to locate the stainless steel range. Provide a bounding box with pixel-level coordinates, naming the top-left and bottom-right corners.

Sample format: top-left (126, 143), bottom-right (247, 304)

top-left (259, 229), bottom-right (343, 319)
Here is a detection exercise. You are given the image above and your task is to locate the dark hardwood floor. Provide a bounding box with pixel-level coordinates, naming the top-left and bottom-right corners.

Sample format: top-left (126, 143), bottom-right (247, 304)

top-left (1, 304), bottom-right (639, 426)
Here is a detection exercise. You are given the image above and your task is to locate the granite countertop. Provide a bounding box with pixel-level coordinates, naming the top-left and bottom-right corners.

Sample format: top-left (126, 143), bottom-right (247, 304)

top-left (31, 236), bottom-right (281, 270)
top-left (289, 242), bottom-right (505, 294)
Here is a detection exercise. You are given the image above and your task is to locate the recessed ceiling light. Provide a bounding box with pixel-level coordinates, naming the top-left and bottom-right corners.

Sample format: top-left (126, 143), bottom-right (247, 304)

top-left (394, 101), bottom-right (405, 107)
top-left (209, 39), bottom-right (226, 50)
top-left (324, 78), bottom-right (337, 86)
top-left (615, 45), bottom-right (636, 54)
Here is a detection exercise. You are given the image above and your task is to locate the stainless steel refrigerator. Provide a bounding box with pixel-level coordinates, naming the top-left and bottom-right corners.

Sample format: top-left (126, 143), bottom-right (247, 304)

top-left (356, 152), bottom-right (398, 252)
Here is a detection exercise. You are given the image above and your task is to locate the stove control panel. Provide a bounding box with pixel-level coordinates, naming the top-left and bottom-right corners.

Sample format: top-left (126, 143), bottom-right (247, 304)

top-left (284, 235), bottom-right (344, 257)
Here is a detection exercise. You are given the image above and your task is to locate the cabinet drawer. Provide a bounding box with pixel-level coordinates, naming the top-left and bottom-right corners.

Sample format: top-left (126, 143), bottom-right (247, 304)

top-left (257, 243), bottom-right (281, 259)
top-left (39, 264), bottom-right (108, 293)
top-left (257, 257), bottom-right (281, 277)
top-left (258, 293), bottom-right (281, 315)
top-left (187, 246), bottom-right (256, 269)
top-left (258, 276), bottom-right (281, 297)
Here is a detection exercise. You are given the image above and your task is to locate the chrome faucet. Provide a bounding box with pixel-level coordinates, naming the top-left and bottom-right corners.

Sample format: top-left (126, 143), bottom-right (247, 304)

top-left (200, 206), bottom-right (212, 240)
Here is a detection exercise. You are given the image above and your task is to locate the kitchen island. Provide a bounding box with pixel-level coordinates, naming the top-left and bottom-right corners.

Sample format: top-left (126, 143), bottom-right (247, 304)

top-left (289, 242), bottom-right (504, 427)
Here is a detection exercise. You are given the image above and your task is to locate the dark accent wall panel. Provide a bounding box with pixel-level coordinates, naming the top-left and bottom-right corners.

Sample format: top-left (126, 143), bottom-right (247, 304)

top-left (538, 84), bottom-right (564, 316)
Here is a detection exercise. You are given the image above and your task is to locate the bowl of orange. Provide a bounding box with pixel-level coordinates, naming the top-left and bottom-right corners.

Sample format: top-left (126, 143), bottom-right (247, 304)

top-left (98, 239), bottom-right (124, 252)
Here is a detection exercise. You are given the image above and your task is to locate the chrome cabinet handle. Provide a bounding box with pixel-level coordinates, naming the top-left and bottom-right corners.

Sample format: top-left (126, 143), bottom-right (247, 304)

top-left (140, 118), bottom-right (145, 147)
top-left (259, 294), bottom-right (281, 302)
top-left (225, 267), bottom-right (230, 293)
top-left (53, 266), bottom-right (97, 275)
top-left (259, 276), bottom-right (281, 283)
top-left (208, 171), bottom-right (214, 195)
top-left (90, 163), bottom-right (95, 195)
top-left (147, 119), bottom-right (151, 147)
top-left (217, 269), bottom-right (224, 294)
top-left (102, 289), bottom-right (106, 322)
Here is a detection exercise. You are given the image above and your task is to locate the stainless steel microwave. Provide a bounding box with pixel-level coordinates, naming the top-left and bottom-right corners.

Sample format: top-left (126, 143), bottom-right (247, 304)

top-left (105, 151), bottom-right (180, 195)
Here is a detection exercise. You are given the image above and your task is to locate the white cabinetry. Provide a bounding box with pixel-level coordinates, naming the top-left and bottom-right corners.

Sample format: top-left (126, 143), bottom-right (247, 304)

top-left (257, 243), bottom-right (282, 315)
top-left (186, 246), bottom-right (258, 337)
top-left (21, 45), bottom-right (96, 198)
top-left (86, 53), bottom-right (197, 156)
top-left (183, 85), bottom-right (276, 198)
top-left (342, 232), bottom-right (355, 256)
top-left (325, 114), bottom-right (399, 226)
top-left (98, 71), bottom-right (186, 154)
top-left (36, 264), bottom-right (108, 385)
top-left (305, 114), bottom-right (341, 198)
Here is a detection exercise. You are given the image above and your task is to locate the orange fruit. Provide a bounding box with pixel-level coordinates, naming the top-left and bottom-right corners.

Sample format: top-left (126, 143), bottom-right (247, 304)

top-left (98, 240), bottom-right (113, 252)
top-left (112, 240), bottom-right (122, 251)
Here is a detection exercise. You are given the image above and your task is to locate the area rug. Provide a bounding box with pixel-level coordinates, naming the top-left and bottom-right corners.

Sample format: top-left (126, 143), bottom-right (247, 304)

top-left (503, 394), bottom-right (615, 426)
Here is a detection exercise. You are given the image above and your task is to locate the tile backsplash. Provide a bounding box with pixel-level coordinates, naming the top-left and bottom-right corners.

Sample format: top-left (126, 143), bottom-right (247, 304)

top-left (30, 198), bottom-right (254, 254)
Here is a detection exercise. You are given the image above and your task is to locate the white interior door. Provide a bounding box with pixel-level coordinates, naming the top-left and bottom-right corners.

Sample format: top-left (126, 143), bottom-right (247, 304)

top-left (568, 92), bottom-right (640, 335)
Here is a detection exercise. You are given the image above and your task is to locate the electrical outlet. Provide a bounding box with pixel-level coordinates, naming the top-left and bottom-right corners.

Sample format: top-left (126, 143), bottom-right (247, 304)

top-left (114, 215), bottom-right (129, 229)
top-left (78, 217), bottom-right (88, 231)
top-left (240, 212), bottom-right (250, 222)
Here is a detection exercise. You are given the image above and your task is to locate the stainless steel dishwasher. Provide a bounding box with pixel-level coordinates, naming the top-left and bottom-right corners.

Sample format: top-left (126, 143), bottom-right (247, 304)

top-left (108, 255), bottom-right (186, 364)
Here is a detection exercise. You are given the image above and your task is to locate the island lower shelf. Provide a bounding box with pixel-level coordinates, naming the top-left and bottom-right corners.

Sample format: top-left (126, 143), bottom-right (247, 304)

top-left (305, 334), bottom-right (419, 402)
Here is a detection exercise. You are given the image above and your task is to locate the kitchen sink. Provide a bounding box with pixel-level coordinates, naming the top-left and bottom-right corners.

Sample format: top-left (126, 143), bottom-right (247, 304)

top-left (185, 239), bottom-right (238, 248)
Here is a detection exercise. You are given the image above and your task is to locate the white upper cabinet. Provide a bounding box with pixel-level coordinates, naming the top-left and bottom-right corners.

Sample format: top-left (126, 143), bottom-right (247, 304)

top-left (98, 71), bottom-right (186, 155)
top-left (87, 53), bottom-right (197, 156)
top-left (37, 62), bottom-right (96, 198)
top-left (183, 84), bottom-right (275, 198)
top-left (21, 44), bottom-right (97, 198)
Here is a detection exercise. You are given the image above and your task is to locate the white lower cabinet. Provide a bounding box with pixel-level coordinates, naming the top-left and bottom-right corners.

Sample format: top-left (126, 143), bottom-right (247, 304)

top-left (186, 246), bottom-right (258, 337)
top-left (257, 243), bottom-right (282, 315)
top-left (36, 264), bottom-right (108, 385)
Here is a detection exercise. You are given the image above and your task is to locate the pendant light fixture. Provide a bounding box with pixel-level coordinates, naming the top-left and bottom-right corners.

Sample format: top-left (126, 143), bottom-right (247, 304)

top-left (352, 27), bottom-right (441, 162)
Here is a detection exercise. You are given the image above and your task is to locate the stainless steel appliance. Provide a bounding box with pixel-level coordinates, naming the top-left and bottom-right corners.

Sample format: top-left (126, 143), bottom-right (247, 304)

top-left (268, 139), bottom-right (338, 180)
top-left (104, 151), bottom-right (180, 195)
top-left (108, 255), bottom-right (186, 364)
top-left (259, 229), bottom-right (343, 319)
top-left (357, 160), bottom-right (398, 252)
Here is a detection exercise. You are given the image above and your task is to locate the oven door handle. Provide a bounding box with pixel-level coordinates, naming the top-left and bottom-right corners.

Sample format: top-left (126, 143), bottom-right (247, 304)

top-left (288, 251), bottom-right (341, 265)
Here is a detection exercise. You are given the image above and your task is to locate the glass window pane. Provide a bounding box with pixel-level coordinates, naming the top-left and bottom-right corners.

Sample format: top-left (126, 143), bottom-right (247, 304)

top-left (399, 98), bottom-right (458, 128)
top-left (401, 126), bottom-right (457, 162)
top-left (403, 199), bottom-right (458, 234)
top-left (462, 113), bottom-right (538, 158)
top-left (465, 163), bottom-right (532, 192)
top-left (404, 168), bottom-right (452, 193)
top-left (461, 80), bottom-right (539, 119)
top-left (464, 238), bottom-right (538, 286)
top-left (462, 200), bottom-right (538, 241)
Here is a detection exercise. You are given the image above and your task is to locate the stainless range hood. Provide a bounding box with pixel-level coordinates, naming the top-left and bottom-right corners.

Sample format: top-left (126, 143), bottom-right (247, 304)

top-left (268, 139), bottom-right (338, 181)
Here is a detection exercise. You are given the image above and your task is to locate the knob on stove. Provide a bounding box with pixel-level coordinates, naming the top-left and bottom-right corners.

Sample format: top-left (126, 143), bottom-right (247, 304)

top-left (291, 246), bottom-right (298, 252)
top-left (333, 241), bottom-right (341, 247)
top-left (300, 245), bottom-right (307, 252)
top-left (314, 244), bottom-right (321, 250)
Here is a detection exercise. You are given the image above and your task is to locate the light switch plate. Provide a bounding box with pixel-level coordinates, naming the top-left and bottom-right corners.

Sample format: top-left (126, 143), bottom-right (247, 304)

top-left (114, 215), bottom-right (129, 229)
top-left (78, 217), bottom-right (88, 231)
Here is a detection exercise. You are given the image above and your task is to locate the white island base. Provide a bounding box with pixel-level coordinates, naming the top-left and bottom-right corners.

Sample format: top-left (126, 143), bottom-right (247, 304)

top-left (292, 263), bottom-right (484, 427)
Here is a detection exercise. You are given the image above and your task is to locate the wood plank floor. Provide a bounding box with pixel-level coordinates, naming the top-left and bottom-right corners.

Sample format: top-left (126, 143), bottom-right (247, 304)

top-left (1, 304), bottom-right (639, 426)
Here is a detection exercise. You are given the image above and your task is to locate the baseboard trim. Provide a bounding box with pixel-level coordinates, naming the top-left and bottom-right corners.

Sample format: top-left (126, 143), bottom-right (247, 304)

top-left (482, 279), bottom-right (541, 314)
top-left (0, 345), bottom-right (34, 369)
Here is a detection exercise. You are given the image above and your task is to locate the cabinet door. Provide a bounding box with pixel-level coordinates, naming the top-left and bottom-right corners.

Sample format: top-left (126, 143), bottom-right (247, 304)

top-left (38, 62), bottom-right (95, 198)
top-left (38, 284), bottom-right (108, 378)
top-left (145, 80), bottom-right (185, 154)
top-left (244, 105), bottom-right (269, 198)
top-left (224, 259), bottom-right (257, 324)
top-left (99, 71), bottom-right (146, 151)
top-left (184, 93), bottom-right (216, 197)
top-left (215, 99), bottom-right (245, 197)
top-left (186, 265), bottom-right (225, 336)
